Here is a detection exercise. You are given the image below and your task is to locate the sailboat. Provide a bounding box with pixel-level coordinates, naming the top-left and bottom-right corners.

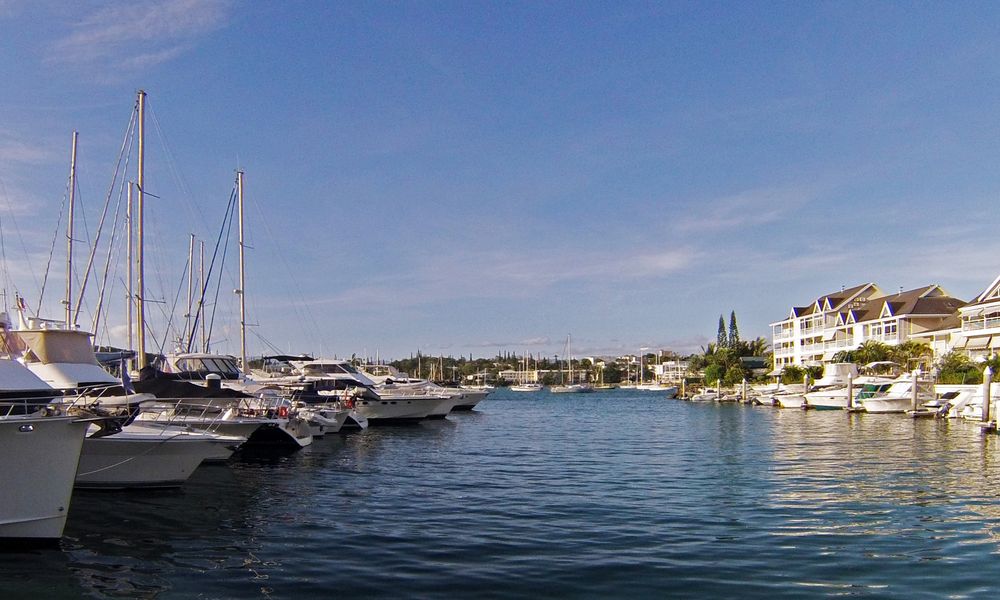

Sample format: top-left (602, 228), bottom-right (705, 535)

top-left (510, 352), bottom-right (543, 392)
top-left (549, 335), bottom-right (593, 394)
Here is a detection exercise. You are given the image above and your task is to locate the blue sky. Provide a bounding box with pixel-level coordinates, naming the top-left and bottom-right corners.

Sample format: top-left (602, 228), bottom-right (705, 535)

top-left (3, 1), bottom-right (1000, 360)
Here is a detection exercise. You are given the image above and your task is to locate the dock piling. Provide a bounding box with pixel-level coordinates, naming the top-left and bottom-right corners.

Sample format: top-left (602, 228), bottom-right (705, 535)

top-left (846, 373), bottom-right (854, 410)
top-left (983, 367), bottom-right (993, 424)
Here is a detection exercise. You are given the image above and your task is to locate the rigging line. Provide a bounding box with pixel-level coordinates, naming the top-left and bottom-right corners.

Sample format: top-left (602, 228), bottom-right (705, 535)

top-left (186, 187), bottom-right (237, 352)
top-left (152, 257), bottom-right (189, 358)
top-left (146, 101), bottom-right (207, 234)
top-left (206, 195), bottom-right (236, 353)
top-left (74, 107), bottom-right (137, 323)
top-left (249, 328), bottom-right (284, 356)
top-left (247, 186), bottom-right (324, 351)
top-left (0, 176), bottom-right (41, 306)
top-left (36, 161), bottom-right (71, 317)
top-left (0, 179), bottom-right (13, 310)
top-left (90, 162), bottom-right (131, 336)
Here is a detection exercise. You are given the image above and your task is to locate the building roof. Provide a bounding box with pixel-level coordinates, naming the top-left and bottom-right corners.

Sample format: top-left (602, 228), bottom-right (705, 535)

top-left (847, 285), bottom-right (964, 322)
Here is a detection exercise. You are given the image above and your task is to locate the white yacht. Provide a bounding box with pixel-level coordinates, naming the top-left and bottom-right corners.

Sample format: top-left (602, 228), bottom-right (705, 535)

top-left (510, 383), bottom-right (544, 392)
top-left (75, 422), bottom-right (243, 489)
top-left (360, 364), bottom-right (475, 418)
top-left (549, 335), bottom-right (593, 394)
top-left (774, 363), bottom-right (859, 409)
top-left (689, 388), bottom-right (720, 402)
top-left (635, 382), bottom-right (679, 398)
top-left (550, 383), bottom-right (595, 393)
top-left (860, 373), bottom-right (936, 414)
top-left (0, 350), bottom-right (90, 541)
top-left (157, 352), bottom-right (313, 448)
top-left (15, 318), bottom-right (243, 485)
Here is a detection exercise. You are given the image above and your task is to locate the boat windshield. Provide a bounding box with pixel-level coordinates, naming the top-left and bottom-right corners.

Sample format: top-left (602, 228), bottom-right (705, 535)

top-left (174, 357), bottom-right (241, 378)
top-left (301, 363), bottom-right (353, 376)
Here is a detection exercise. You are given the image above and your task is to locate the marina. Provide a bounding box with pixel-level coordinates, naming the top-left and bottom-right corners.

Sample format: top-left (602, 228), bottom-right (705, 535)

top-left (3, 389), bottom-right (1000, 598)
top-left (8, 3), bottom-right (1000, 598)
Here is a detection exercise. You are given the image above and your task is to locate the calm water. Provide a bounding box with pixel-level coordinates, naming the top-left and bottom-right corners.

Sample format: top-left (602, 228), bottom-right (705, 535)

top-left (4, 390), bottom-right (1000, 598)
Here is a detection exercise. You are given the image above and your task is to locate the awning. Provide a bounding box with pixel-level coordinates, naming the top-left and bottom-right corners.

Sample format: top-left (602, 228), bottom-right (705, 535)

top-left (822, 330), bottom-right (838, 341)
top-left (990, 336), bottom-right (1000, 349)
top-left (953, 338), bottom-right (968, 349)
top-left (962, 307), bottom-right (985, 318)
top-left (967, 336), bottom-right (991, 350)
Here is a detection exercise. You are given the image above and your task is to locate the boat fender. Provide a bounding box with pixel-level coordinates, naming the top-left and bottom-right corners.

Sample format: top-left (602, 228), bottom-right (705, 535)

top-left (277, 405), bottom-right (289, 418)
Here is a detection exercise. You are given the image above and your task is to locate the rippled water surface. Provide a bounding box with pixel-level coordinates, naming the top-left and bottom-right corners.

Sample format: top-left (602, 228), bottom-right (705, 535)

top-left (5, 390), bottom-right (1000, 598)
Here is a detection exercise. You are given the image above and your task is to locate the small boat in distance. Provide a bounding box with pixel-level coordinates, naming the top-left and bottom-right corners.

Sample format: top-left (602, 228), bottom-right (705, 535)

top-left (510, 383), bottom-right (544, 392)
top-left (549, 335), bottom-right (594, 394)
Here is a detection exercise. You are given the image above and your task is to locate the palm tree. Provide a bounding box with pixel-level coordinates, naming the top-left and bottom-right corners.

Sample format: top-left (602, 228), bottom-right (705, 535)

top-left (853, 340), bottom-right (893, 366)
top-left (889, 340), bottom-right (932, 370)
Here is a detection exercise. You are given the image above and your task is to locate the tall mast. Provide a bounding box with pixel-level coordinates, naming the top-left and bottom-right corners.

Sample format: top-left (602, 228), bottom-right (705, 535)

top-left (186, 233), bottom-right (194, 345)
top-left (126, 181), bottom-right (134, 358)
top-left (237, 170), bottom-right (247, 371)
top-left (65, 131), bottom-right (78, 327)
top-left (199, 241), bottom-right (206, 352)
top-left (135, 89), bottom-right (147, 369)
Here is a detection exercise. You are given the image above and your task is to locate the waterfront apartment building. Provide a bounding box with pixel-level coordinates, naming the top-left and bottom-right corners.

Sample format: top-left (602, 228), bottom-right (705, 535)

top-left (941, 274), bottom-right (1000, 360)
top-left (771, 283), bottom-right (965, 369)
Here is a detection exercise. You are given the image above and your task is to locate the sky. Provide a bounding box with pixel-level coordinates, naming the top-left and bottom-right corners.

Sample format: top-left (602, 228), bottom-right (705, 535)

top-left (3, 1), bottom-right (1000, 361)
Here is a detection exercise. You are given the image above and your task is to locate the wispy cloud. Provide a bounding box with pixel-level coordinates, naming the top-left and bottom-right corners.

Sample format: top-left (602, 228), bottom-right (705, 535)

top-left (272, 245), bottom-right (701, 313)
top-left (673, 185), bottom-right (816, 233)
top-left (0, 132), bottom-right (54, 165)
top-left (47, 0), bottom-right (231, 72)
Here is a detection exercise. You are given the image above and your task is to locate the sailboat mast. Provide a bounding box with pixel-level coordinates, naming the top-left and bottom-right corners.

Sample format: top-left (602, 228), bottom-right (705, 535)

top-left (237, 170), bottom-right (247, 371)
top-left (65, 131), bottom-right (78, 327)
top-left (186, 233), bottom-right (194, 346)
top-left (199, 240), bottom-right (206, 352)
top-left (136, 89), bottom-right (147, 369)
top-left (126, 181), bottom-right (134, 358)
top-left (568, 335), bottom-right (573, 384)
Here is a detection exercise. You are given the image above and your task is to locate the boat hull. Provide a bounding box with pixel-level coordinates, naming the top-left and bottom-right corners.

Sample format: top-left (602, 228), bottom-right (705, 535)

top-left (776, 394), bottom-right (807, 409)
top-left (861, 398), bottom-right (912, 414)
top-left (75, 425), bottom-right (229, 489)
top-left (0, 416), bottom-right (88, 540)
top-left (452, 389), bottom-right (489, 410)
top-left (354, 396), bottom-right (435, 424)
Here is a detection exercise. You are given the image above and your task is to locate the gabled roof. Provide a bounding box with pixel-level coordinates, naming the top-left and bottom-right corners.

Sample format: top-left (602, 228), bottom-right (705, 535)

top-left (817, 283), bottom-right (881, 312)
top-left (965, 273), bottom-right (1000, 307)
top-left (854, 285), bottom-right (965, 322)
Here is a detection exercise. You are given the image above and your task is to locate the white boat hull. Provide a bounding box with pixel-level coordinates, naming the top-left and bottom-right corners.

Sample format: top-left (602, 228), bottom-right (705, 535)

top-left (452, 389), bottom-right (489, 409)
top-left (550, 384), bottom-right (594, 394)
top-left (861, 397), bottom-right (912, 414)
top-left (510, 384), bottom-right (543, 392)
top-left (0, 415), bottom-right (88, 540)
top-left (75, 424), bottom-right (232, 489)
top-left (776, 394), bottom-right (807, 409)
top-left (354, 396), bottom-right (436, 423)
top-left (299, 406), bottom-right (351, 436)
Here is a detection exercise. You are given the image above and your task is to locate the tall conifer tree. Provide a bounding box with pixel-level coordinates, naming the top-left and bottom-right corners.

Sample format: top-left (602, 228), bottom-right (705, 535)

top-left (728, 311), bottom-right (740, 348)
top-left (717, 315), bottom-right (727, 348)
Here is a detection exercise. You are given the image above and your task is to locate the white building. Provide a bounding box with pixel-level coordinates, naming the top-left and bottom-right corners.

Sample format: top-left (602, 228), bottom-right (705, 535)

top-left (771, 283), bottom-right (965, 368)
top-left (653, 360), bottom-right (689, 382)
top-left (947, 274), bottom-right (1000, 360)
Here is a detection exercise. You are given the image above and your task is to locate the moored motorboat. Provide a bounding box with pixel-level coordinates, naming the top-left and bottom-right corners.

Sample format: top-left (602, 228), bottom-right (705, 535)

top-left (860, 373), bottom-right (935, 414)
top-left (75, 423), bottom-right (242, 489)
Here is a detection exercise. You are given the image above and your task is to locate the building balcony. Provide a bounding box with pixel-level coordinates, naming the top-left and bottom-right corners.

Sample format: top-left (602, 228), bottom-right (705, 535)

top-left (962, 316), bottom-right (1000, 332)
top-left (823, 339), bottom-right (851, 350)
